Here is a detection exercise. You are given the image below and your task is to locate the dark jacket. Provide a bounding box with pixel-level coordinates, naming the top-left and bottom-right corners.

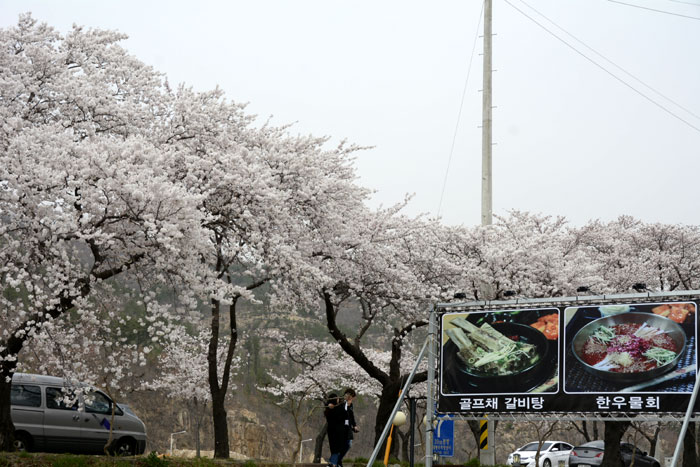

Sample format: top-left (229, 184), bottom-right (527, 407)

top-left (344, 403), bottom-right (357, 439)
top-left (325, 402), bottom-right (347, 453)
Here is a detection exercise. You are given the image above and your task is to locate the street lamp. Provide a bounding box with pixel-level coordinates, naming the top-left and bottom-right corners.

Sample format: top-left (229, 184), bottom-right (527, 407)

top-left (393, 411), bottom-right (407, 427)
top-left (299, 438), bottom-right (313, 463)
top-left (169, 430), bottom-right (187, 456)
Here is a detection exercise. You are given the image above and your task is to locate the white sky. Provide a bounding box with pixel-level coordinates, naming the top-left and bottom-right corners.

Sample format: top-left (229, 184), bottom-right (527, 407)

top-left (2, 0), bottom-right (699, 227)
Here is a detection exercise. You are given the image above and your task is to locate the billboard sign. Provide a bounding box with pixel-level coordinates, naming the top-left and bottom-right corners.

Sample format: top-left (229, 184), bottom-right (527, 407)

top-left (438, 300), bottom-right (697, 414)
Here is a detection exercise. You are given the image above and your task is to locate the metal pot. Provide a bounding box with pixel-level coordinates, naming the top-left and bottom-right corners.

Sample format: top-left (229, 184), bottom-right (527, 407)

top-left (571, 312), bottom-right (686, 384)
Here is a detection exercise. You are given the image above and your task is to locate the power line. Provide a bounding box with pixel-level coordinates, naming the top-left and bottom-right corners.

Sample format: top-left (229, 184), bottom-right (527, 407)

top-left (608, 0), bottom-right (700, 20)
top-left (437, 2), bottom-right (484, 218)
top-left (502, 0), bottom-right (700, 134)
top-left (667, 0), bottom-right (700, 6)
top-left (516, 0), bottom-right (700, 122)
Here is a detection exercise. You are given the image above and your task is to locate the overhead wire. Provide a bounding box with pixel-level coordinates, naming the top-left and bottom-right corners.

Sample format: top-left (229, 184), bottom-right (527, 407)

top-left (608, 0), bottom-right (700, 20)
top-left (517, 0), bottom-right (700, 122)
top-left (667, 0), bottom-right (700, 6)
top-left (436, 2), bottom-right (484, 218)
top-left (502, 0), bottom-right (700, 134)
top-left (668, 0), bottom-right (700, 5)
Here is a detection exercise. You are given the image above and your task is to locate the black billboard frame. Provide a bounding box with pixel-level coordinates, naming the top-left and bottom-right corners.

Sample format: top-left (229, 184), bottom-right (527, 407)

top-left (435, 289), bottom-right (700, 419)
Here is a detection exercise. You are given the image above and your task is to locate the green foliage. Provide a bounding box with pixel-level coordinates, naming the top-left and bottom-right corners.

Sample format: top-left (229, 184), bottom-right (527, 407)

top-left (186, 458), bottom-right (217, 467)
top-left (52, 454), bottom-right (89, 467)
top-left (242, 460), bottom-right (258, 467)
top-left (465, 458), bottom-right (481, 467)
top-left (18, 451), bottom-right (30, 459)
top-left (107, 460), bottom-right (133, 467)
top-left (143, 451), bottom-right (170, 467)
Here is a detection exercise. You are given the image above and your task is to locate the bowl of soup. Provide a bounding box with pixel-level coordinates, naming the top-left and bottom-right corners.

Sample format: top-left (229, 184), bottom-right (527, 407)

top-left (571, 312), bottom-right (686, 384)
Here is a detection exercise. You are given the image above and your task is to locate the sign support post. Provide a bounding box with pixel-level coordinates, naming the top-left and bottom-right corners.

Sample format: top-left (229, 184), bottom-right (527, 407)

top-left (671, 370), bottom-right (700, 466)
top-left (479, 417), bottom-right (495, 465)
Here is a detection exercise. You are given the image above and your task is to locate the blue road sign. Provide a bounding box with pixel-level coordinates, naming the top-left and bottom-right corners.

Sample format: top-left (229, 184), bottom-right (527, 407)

top-left (432, 418), bottom-right (454, 457)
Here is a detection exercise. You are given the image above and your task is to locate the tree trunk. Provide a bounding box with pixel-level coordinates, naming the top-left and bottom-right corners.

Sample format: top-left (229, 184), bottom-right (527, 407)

top-left (0, 362), bottom-right (16, 452)
top-left (648, 424), bottom-right (660, 459)
top-left (211, 392), bottom-right (229, 458)
top-left (192, 399), bottom-right (202, 458)
top-left (601, 420), bottom-right (630, 467)
top-left (467, 420), bottom-right (481, 462)
top-left (314, 423), bottom-right (328, 463)
top-left (208, 292), bottom-right (235, 459)
top-left (682, 422), bottom-right (697, 467)
top-left (374, 381), bottom-right (401, 449)
top-left (582, 421), bottom-right (591, 442)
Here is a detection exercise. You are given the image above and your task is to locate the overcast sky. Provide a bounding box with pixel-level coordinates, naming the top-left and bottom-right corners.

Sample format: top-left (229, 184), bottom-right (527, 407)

top-left (2, 0), bottom-right (699, 227)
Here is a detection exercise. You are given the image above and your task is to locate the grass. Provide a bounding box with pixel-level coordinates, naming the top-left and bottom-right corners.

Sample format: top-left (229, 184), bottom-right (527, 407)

top-left (0, 454), bottom-right (514, 467)
top-left (0, 452), bottom-right (256, 466)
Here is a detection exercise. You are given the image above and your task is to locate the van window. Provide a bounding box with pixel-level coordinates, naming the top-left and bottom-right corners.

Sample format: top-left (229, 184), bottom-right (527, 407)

top-left (46, 387), bottom-right (77, 410)
top-left (85, 391), bottom-right (111, 414)
top-left (11, 384), bottom-right (41, 407)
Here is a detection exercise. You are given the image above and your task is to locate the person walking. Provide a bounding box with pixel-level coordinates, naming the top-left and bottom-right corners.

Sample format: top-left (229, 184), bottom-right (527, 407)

top-left (324, 393), bottom-right (346, 467)
top-left (337, 388), bottom-right (359, 467)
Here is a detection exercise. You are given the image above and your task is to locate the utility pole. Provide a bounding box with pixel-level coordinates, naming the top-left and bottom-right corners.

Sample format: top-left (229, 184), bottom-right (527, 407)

top-left (481, 0), bottom-right (493, 226)
top-left (480, 2), bottom-right (497, 464)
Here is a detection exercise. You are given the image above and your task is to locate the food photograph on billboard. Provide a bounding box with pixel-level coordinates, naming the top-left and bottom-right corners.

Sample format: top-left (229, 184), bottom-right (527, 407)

top-left (563, 302), bottom-right (697, 399)
top-left (440, 308), bottom-right (560, 399)
top-left (438, 299), bottom-right (700, 414)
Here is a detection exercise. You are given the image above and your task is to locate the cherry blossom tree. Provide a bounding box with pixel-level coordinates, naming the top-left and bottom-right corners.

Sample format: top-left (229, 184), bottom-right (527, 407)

top-left (16, 285), bottom-right (181, 454)
top-left (260, 336), bottom-right (378, 463)
top-left (261, 331), bottom-right (424, 462)
top-left (0, 15), bottom-right (220, 451)
top-left (1, 14), bottom-right (369, 457)
top-left (575, 217), bottom-right (700, 293)
top-left (146, 325), bottom-right (239, 457)
top-left (293, 209), bottom-right (456, 447)
top-left (444, 211), bottom-right (606, 300)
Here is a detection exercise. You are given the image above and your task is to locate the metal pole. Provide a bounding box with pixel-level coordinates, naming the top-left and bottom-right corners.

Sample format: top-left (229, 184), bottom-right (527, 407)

top-left (481, 0), bottom-right (493, 226)
top-left (366, 336), bottom-right (430, 467)
top-left (299, 438), bottom-right (312, 463)
top-left (409, 397), bottom-right (416, 467)
top-left (425, 306), bottom-right (437, 467)
top-left (169, 430), bottom-right (186, 456)
top-left (671, 370), bottom-right (700, 466)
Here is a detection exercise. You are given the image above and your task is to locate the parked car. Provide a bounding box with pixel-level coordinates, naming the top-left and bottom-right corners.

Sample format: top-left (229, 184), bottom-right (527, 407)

top-left (508, 440), bottom-right (573, 467)
top-left (11, 373), bottom-right (147, 455)
top-left (568, 440), bottom-right (660, 467)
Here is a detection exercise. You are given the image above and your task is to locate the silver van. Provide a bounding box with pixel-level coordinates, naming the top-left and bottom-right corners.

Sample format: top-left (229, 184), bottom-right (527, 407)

top-left (11, 373), bottom-right (147, 455)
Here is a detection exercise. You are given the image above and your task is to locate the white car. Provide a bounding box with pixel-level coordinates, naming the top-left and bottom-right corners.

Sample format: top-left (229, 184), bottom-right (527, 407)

top-left (508, 441), bottom-right (574, 467)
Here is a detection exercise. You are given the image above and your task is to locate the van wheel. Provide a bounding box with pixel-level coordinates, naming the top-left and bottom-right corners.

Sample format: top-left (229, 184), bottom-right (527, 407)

top-left (13, 433), bottom-right (31, 452)
top-left (114, 438), bottom-right (136, 456)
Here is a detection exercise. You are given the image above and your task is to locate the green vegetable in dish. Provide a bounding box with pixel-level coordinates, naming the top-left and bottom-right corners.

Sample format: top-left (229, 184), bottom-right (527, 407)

top-left (592, 325), bottom-right (616, 344)
top-left (445, 317), bottom-right (540, 376)
top-left (644, 347), bottom-right (677, 366)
